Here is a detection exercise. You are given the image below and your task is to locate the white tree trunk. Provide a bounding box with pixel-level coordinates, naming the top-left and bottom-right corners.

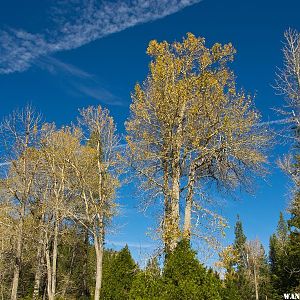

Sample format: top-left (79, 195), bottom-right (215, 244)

top-left (51, 220), bottom-right (58, 298)
top-left (33, 218), bottom-right (45, 300)
top-left (45, 246), bottom-right (54, 300)
top-left (45, 217), bottom-right (59, 300)
top-left (254, 264), bottom-right (259, 300)
top-left (167, 99), bottom-right (186, 252)
top-left (10, 206), bottom-right (24, 300)
top-left (32, 244), bottom-right (43, 300)
top-left (169, 157), bottom-right (180, 252)
top-left (183, 163), bottom-right (195, 240)
top-left (94, 232), bottom-right (104, 300)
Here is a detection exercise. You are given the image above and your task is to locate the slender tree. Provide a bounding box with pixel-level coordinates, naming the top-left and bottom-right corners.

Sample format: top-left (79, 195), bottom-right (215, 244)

top-left (40, 126), bottom-right (79, 300)
top-left (287, 192), bottom-right (300, 291)
top-left (74, 106), bottom-right (121, 300)
top-left (274, 28), bottom-right (300, 293)
top-left (0, 105), bottom-right (42, 300)
top-left (275, 28), bottom-right (300, 127)
top-left (234, 216), bottom-right (246, 255)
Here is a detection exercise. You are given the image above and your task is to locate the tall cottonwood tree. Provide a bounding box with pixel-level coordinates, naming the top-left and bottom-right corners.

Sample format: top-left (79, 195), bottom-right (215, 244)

top-left (126, 33), bottom-right (268, 253)
top-left (0, 106), bottom-right (42, 300)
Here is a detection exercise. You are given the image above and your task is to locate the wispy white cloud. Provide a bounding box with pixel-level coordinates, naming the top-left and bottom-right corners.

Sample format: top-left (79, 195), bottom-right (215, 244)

top-left (0, 0), bottom-right (201, 75)
top-left (257, 117), bottom-right (294, 126)
top-left (35, 56), bottom-right (93, 78)
top-left (0, 162), bottom-right (10, 167)
top-left (34, 55), bottom-right (123, 105)
top-left (74, 82), bottom-right (124, 105)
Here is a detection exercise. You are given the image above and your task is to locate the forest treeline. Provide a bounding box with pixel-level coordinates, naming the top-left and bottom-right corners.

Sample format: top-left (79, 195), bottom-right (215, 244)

top-left (0, 30), bottom-right (299, 300)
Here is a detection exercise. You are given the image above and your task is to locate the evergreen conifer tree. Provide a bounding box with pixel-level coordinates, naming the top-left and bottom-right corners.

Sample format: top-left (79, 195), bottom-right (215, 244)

top-left (129, 257), bottom-right (162, 300)
top-left (233, 215), bottom-right (247, 267)
top-left (287, 194), bottom-right (300, 291)
top-left (101, 246), bottom-right (136, 299)
top-left (162, 240), bottom-right (222, 300)
top-left (269, 213), bottom-right (287, 293)
top-left (232, 216), bottom-right (252, 299)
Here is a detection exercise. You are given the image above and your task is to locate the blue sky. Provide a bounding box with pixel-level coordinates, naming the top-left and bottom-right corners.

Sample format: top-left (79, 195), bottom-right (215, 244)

top-left (0, 0), bottom-right (300, 265)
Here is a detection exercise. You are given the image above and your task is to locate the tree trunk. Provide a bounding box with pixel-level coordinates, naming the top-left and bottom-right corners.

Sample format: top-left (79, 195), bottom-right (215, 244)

top-left (33, 219), bottom-right (45, 300)
top-left (82, 228), bottom-right (90, 298)
top-left (166, 98), bottom-right (186, 252)
top-left (32, 246), bottom-right (43, 300)
top-left (93, 138), bottom-right (105, 300)
top-left (169, 156), bottom-right (180, 252)
top-left (45, 217), bottom-right (59, 300)
top-left (11, 206), bottom-right (24, 300)
top-left (162, 158), bottom-right (172, 254)
top-left (51, 219), bottom-right (58, 298)
top-left (254, 264), bottom-right (259, 300)
top-left (45, 246), bottom-right (54, 300)
top-left (183, 163), bottom-right (195, 240)
top-left (94, 230), bottom-right (104, 300)
top-left (42, 284), bottom-right (47, 300)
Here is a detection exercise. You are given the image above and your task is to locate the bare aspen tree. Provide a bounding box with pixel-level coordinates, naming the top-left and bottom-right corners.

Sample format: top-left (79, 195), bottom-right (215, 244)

top-left (0, 106), bottom-right (42, 300)
top-left (217, 238), bottom-right (269, 300)
top-left (276, 29), bottom-right (300, 186)
top-left (0, 191), bottom-right (14, 300)
top-left (126, 33), bottom-right (268, 253)
top-left (74, 106), bottom-right (120, 300)
top-left (244, 239), bottom-right (266, 300)
top-left (275, 29), bottom-right (300, 125)
top-left (275, 30), bottom-right (300, 284)
top-left (29, 126), bottom-right (55, 300)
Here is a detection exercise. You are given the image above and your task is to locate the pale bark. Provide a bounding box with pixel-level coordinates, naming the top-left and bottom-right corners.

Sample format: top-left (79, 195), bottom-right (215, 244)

top-left (32, 242), bottom-right (43, 300)
top-left (94, 233), bottom-right (104, 300)
top-left (254, 264), bottom-right (259, 300)
top-left (169, 157), bottom-right (180, 252)
top-left (94, 137), bottom-right (105, 299)
top-left (162, 158), bottom-right (171, 252)
top-left (45, 217), bottom-right (59, 300)
top-left (10, 218), bottom-right (23, 300)
top-left (45, 245), bottom-right (54, 300)
top-left (93, 215), bottom-right (104, 300)
top-left (167, 100), bottom-right (186, 252)
top-left (183, 163), bottom-right (196, 240)
top-left (32, 215), bottom-right (45, 300)
top-left (51, 219), bottom-right (58, 298)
